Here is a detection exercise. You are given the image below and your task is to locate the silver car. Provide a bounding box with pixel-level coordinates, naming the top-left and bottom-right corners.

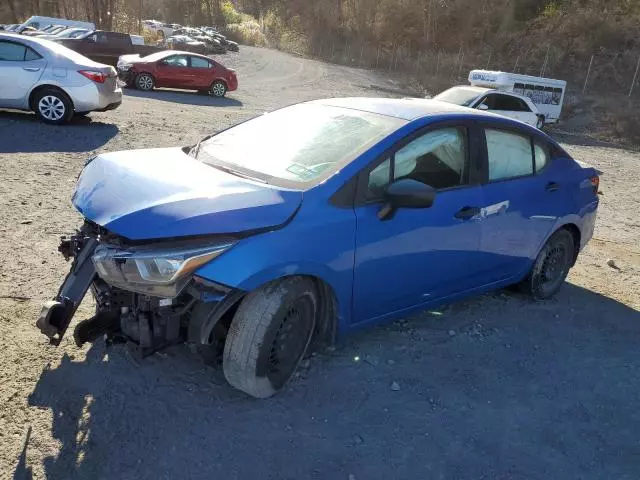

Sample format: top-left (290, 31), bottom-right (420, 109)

top-left (0, 32), bottom-right (122, 124)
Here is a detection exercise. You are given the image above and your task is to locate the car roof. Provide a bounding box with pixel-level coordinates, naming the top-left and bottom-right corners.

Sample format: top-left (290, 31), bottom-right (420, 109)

top-left (312, 97), bottom-right (505, 122)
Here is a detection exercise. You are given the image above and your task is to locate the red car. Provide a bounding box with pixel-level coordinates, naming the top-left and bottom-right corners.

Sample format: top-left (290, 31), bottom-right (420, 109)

top-left (118, 50), bottom-right (237, 97)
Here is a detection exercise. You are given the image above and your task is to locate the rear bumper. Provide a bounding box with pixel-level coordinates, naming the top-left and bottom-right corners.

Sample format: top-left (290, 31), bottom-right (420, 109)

top-left (67, 81), bottom-right (123, 113)
top-left (93, 100), bottom-right (122, 112)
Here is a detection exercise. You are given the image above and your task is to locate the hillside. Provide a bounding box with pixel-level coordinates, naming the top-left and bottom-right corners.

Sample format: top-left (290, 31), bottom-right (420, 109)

top-left (2, 0), bottom-right (639, 141)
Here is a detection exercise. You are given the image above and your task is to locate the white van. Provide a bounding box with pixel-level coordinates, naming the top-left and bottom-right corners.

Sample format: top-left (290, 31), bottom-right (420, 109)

top-left (17, 16), bottom-right (95, 33)
top-left (468, 70), bottom-right (566, 124)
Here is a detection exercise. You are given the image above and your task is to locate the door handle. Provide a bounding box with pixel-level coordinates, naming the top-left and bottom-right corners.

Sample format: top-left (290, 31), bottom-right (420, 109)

top-left (23, 67), bottom-right (41, 72)
top-left (545, 182), bottom-right (560, 192)
top-left (454, 206), bottom-right (481, 220)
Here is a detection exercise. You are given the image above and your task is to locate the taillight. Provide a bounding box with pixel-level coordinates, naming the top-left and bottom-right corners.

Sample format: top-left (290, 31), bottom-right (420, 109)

top-left (590, 176), bottom-right (601, 195)
top-left (78, 70), bottom-right (107, 83)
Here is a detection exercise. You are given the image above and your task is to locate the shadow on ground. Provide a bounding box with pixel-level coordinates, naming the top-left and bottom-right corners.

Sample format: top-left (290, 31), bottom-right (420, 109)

top-left (124, 88), bottom-right (243, 107)
top-left (21, 284), bottom-right (640, 479)
top-left (0, 111), bottom-right (119, 154)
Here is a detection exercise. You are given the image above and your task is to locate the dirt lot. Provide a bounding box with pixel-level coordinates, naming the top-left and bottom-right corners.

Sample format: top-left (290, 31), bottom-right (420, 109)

top-left (1, 46), bottom-right (639, 480)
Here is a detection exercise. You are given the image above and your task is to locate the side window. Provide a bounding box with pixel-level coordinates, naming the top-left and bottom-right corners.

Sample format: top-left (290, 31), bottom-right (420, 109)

top-left (164, 55), bottom-right (188, 67)
top-left (534, 142), bottom-right (550, 173)
top-left (190, 56), bottom-right (210, 68)
top-left (517, 98), bottom-right (531, 112)
top-left (0, 41), bottom-right (27, 61)
top-left (479, 95), bottom-right (496, 110)
top-left (367, 127), bottom-right (468, 199)
top-left (367, 158), bottom-right (391, 200)
top-left (485, 129), bottom-right (533, 181)
top-left (492, 94), bottom-right (526, 111)
top-left (24, 47), bottom-right (42, 61)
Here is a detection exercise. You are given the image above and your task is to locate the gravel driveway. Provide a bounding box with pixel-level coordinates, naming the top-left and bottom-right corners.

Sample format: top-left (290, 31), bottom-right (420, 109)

top-left (1, 46), bottom-right (639, 480)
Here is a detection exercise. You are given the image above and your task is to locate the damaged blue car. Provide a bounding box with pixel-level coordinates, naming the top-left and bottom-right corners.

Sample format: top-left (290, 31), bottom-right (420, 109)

top-left (37, 98), bottom-right (600, 398)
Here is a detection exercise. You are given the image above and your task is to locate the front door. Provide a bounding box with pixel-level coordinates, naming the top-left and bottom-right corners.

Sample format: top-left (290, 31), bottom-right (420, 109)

top-left (352, 124), bottom-right (485, 324)
top-left (0, 40), bottom-right (46, 108)
top-left (155, 54), bottom-right (191, 88)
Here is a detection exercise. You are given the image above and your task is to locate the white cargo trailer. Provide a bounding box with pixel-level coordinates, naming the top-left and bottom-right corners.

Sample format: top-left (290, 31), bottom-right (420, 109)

top-left (468, 70), bottom-right (567, 124)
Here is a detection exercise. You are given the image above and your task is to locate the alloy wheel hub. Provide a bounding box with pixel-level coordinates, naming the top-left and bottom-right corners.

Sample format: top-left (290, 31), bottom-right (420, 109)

top-left (38, 96), bottom-right (65, 121)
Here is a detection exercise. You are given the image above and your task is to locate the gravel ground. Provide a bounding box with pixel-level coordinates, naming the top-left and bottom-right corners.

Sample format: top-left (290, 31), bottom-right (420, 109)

top-left (1, 46), bottom-right (639, 480)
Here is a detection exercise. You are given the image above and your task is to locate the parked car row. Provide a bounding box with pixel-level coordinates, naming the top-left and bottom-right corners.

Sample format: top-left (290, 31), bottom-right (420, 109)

top-left (0, 28), bottom-right (238, 124)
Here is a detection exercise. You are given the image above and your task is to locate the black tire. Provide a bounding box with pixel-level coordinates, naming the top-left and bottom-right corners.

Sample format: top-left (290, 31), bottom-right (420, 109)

top-left (210, 80), bottom-right (227, 97)
top-left (223, 277), bottom-right (318, 398)
top-left (536, 115), bottom-right (545, 130)
top-left (521, 229), bottom-right (575, 300)
top-left (135, 73), bottom-right (155, 91)
top-left (33, 88), bottom-right (74, 124)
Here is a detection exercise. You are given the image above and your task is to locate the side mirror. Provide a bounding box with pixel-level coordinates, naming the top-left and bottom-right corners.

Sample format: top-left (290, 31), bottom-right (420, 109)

top-left (477, 103), bottom-right (489, 111)
top-left (378, 179), bottom-right (436, 221)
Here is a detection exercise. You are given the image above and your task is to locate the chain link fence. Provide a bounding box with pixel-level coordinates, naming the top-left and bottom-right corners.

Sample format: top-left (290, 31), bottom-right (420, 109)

top-left (300, 37), bottom-right (640, 98)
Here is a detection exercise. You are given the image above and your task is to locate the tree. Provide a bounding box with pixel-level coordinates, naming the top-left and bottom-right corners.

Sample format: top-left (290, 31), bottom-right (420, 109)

top-left (5, 0), bottom-right (18, 23)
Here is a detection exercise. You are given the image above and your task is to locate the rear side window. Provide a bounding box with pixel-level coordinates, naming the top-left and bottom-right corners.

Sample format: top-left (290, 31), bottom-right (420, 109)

top-left (24, 47), bottom-right (41, 61)
top-left (485, 129), bottom-right (533, 181)
top-left (0, 41), bottom-right (26, 61)
top-left (190, 56), bottom-right (210, 68)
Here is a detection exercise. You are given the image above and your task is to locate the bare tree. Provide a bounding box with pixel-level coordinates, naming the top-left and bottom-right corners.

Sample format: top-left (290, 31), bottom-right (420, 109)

top-left (5, 0), bottom-right (18, 23)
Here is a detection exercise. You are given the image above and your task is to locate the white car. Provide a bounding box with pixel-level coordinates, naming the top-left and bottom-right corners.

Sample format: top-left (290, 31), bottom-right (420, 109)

top-left (434, 86), bottom-right (544, 129)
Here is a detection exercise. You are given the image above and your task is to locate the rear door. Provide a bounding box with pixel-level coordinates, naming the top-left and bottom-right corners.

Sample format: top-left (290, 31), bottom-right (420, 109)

top-left (187, 55), bottom-right (213, 88)
top-left (154, 54), bottom-right (190, 88)
top-left (0, 40), bottom-right (46, 108)
top-left (476, 124), bottom-right (568, 281)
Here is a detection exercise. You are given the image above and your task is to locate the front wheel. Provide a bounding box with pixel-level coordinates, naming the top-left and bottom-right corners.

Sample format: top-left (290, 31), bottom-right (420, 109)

top-left (210, 80), bottom-right (227, 97)
top-left (521, 229), bottom-right (575, 300)
top-left (135, 73), bottom-right (155, 91)
top-left (223, 277), bottom-right (318, 398)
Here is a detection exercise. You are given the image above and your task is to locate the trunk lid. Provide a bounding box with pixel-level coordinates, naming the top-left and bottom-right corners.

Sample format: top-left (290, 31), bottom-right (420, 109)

top-left (73, 147), bottom-right (303, 240)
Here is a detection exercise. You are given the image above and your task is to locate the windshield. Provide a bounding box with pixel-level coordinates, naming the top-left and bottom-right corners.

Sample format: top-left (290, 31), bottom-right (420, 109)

top-left (434, 87), bottom-right (484, 107)
top-left (196, 103), bottom-right (403, 186)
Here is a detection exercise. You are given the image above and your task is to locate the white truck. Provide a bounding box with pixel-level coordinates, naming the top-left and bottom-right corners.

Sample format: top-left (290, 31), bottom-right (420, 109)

top-left (468, 70), bottom-right (566, 124)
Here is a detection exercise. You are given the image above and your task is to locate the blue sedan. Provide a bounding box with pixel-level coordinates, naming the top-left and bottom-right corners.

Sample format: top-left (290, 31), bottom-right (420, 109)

top-left (37, 98), bottom-right (600, 398)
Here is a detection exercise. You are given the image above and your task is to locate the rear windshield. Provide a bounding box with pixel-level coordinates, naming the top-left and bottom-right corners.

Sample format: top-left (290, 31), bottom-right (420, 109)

top-left (434, 87), bottom-right (484, 107)
top-left (196, 103), bottom-right (403, 187)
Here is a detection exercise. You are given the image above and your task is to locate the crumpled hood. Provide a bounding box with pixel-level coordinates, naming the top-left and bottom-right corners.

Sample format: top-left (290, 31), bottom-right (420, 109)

top-left (72, 147), bottom-right (302, 240)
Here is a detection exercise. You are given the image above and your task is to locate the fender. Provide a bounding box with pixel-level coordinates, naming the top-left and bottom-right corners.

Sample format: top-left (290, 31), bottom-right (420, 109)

top-left (27, 81), bottom-right (75, 110)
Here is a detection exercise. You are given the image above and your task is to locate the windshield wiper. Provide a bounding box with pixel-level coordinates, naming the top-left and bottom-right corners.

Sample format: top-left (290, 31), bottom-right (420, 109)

top-left (208, 162), bottom-right (268, 184)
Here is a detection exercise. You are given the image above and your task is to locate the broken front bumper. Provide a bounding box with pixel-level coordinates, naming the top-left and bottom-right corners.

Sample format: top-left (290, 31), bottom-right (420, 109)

top-left (36, 236), bottom-right (98, 345)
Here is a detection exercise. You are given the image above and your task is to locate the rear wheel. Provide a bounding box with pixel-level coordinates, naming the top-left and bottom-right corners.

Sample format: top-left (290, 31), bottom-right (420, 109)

top-left (521, 229), bottom-right (574, 300)
top-left (536, 115), bottom-right (545, 129)
top-left (210, 80), bottom-right (227, 97)
top-left (223, 277), bottom-right (318, 398)
top-left (135, 73), bottom-right (155, 91)
top-left (33, 88), bottom-right (74, 124)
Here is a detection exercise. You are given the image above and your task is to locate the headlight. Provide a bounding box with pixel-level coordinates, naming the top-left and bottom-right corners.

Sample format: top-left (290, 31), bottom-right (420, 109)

top-left (92, 243), bottom-right (232, 297)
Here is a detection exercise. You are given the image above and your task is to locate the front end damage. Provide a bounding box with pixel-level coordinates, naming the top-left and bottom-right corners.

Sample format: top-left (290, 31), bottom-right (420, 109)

top-left (36, 222), bottom-right (244, 357)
